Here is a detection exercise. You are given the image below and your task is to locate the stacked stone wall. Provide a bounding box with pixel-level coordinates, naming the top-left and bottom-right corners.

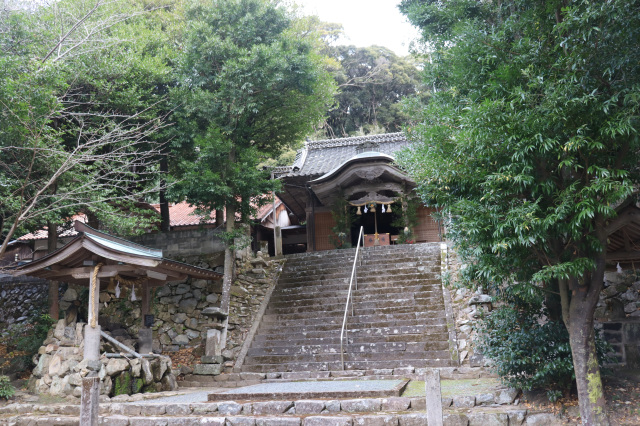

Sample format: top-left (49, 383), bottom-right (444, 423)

top-left (0, 277), bottom-right (51, 325)
top-left (444, 247), bottom-right (640, 368)
top-left (130, 228), bottom-right (226, 260)
top-left (596, 270), bottom-right (640, 366)
top-left (30, 319), bottom-right (176, 398)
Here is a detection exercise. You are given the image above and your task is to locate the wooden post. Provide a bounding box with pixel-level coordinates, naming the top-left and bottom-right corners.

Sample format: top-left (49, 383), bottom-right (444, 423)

top-left (48, 281), bottom-right (59, 321)
top-left (425, 368), bottom-right (443, 426)
top-left (139, 282), bottom-right (152, 354)
top-left (81, 275), bottom-right (101, 426)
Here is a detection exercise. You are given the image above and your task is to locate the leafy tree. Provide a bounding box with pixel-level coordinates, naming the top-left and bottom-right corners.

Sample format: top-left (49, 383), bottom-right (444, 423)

top-left (170, 0), bottom-right (335, 321)
top-left (399, 0), bottom-right (640, 423)
top-left (0, 0), bottom-right (174, 255)
top-left (319, 45), bottom-right (423, 138)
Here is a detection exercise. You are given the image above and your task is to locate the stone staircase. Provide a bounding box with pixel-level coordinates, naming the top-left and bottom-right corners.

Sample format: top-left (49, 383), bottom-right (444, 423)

top-left (239, 243), bottom-right (456, 377)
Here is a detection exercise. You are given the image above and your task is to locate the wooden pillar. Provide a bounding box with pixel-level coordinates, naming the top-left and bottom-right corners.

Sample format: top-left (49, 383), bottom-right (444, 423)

top-left (48, 281), bottom-right (59, 321)
top-left (81, 275), bottom-right (100, 426)
top-left (141, 282), bottom-right (150, 318)
top-left (139, 282), bottom-right (152, 354)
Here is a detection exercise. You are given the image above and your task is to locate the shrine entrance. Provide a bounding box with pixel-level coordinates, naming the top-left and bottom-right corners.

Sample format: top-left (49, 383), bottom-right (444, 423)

top-left (350, 204), bottom-right (403, 246)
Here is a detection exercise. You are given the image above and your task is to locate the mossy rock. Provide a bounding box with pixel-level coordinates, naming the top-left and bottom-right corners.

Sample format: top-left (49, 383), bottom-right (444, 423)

top-left (132, 378), bottom-right (144, 394)
top-left (142, 383), bottom-right (157, 393)
top-left (113, 371), bottom-right (132, 396)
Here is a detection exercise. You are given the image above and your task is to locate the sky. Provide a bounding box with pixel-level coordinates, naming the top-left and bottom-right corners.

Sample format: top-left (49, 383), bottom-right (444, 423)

top-left (293, 0), bottom-right (421, 56)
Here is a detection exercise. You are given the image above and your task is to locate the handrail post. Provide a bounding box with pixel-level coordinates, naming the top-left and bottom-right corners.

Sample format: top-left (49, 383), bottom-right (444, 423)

top-left (340, 226), bottom-right (364, 370)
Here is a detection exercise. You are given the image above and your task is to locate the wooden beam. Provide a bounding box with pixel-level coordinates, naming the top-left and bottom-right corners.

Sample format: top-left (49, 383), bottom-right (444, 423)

top-left (44, 264), bottom-right (138, 279)
top-left (605, 207), bottom-right (640, 235)
top-left (606, 250), bottom-right (640, 262)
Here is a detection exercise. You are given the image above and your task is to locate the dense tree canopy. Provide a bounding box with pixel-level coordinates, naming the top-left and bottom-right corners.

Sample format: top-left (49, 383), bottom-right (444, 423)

top-left (320, 45), bottom-right (423, 138)
top-left (0, 0), bottom-right (174, 254)
top-left (399, 0), bottom-right (640, 423)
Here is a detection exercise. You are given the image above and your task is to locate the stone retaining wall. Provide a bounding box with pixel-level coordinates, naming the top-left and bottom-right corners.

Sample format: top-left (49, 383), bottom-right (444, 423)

top-left (0, 276), bottom-right (51, 325)
top-left (130, 228), bottom-right (226, 260)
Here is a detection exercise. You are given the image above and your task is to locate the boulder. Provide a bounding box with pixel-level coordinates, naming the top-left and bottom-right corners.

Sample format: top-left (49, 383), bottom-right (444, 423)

top-left (62, 288), bottom-right (78, 302)
top-left (53, 319), bottom-right (66, 339)
top-left (179, 298), bottom-right (198, 314)
top-left (141, 359), bottom-right (153, 385)
top-left (105, 358), bottom-right (130, 376)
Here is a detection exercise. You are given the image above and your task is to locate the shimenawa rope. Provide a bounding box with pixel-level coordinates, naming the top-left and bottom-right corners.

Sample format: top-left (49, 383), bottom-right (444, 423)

top-left (90, 263), bottom-right (104, 328)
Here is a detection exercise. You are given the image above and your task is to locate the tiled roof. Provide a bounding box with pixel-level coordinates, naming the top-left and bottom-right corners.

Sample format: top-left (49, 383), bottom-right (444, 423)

top-left (280, 132), bottom-right (409, 178)
top-left (17, 215), bottom-right (87, 241)
top-left (17, 198), bottom-right (281, 241)
top-left (153, 202), bottom-right (216, 227)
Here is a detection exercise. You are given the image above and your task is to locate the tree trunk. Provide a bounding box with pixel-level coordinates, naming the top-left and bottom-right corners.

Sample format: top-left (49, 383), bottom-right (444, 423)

top-left (47, 221), bottom-right (59, 320)
top-left (567, 249), bottom-right (609, 425)
top-left (215, 209), bottom-right (224, 228)
top-left (218, 145), bottom-right (237, 353)
top-left (159, 155), bottom-right (170, 232)
top-left (220, 202), bottom-right (235, 315)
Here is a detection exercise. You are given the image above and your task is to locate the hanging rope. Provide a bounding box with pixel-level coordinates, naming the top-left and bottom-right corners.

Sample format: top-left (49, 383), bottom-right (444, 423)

top-left (90, 263), bottom-right (104, 328)
top-left (114, 273), bottom-right (148, 286)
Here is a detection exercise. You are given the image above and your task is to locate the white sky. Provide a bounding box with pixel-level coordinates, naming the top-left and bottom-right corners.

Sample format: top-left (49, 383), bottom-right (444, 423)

top-left (293, 0), bottom-right (421, 56)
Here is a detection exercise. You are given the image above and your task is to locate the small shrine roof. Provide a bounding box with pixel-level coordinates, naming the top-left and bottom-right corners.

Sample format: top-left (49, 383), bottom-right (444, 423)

top-left (13, 221), bottom-right (221, 285)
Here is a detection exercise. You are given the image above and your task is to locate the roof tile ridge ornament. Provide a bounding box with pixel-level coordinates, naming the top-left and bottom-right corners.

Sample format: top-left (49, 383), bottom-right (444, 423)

top-left (306, 132), bottom-right (406, 151)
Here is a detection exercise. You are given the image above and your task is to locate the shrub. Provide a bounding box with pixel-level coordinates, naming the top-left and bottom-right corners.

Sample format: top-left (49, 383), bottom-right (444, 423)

top-left (3, 314), bottom-right (54, 373)
top-left (0, 376), bottom-right (15, 399)
top-left (475, 305), bottom-right (612, 401)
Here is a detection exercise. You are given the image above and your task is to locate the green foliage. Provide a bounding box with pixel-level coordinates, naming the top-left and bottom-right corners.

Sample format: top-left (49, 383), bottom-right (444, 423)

top-left (0, 376), bottom-right (15, 400)
top-left (2, 314), bottom-right (54, 372)
top-left (320, 45), bottom-right (424, 138)
top-left (170, 0), bottom-right (336, 224)
top-left (476, 304), bottom-right (613, 400)
top-left (113, 371), bottom-right (132, 396)
top-left (392, 197), bottom-right (420, 244)
top-left (0, 0), bottom-right (174, 246)
top-left (329, 196), bottom-right (355, 249)
top-left (398, 0), bottom-right (640, 295)
top-left (399, 1), bottom-right (640, 417)
top-left (132, 378), bottom-right (144, 394)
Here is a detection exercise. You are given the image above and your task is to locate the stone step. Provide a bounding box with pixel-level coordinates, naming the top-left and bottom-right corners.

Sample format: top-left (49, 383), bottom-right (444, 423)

top-left (252, 323), bottom-right (448, 340)
top-left (270, 287), bottom-right (442, 305)
top-left (258, 316), bottom-right (448, 332)
top-left (261, 306), bottom-right (447, 322)
top-left (275, 278), bottom-right (442, 292)
top-left (252, 332), bottom-right (451, 348)
top-left (277, 271), bottom-right (440, 286)
top-left (241, 358), bottom-right (455, 373)
top-left (254, 321), bottom-right (449, 338)
top-left (261, 304), bottom-right (445, 324)
top-left (283, 244), bottom-right (440, 260)
top-left (243, 348), bottom-right (452, 364)
top-left (267, 296), bottom-right (443, 313)
top-left (248, 340), bottom-right (451, 356)
top-left (281, 260), bottom-right (440, 274)
top-left (266, 296), bottom-right (444, 318)
top-left (7, 402), bottom-right (538, 426)
top-left (282, 257), bottom-right (440, 272)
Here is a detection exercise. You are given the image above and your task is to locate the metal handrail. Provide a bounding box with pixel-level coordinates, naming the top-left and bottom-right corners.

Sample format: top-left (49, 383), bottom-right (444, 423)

top-left (340, 226), bottom-right (364, 370)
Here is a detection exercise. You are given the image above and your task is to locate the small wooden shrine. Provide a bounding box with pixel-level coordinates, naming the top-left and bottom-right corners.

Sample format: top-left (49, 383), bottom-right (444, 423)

top-left (14, 221), bottom-right (221, 425)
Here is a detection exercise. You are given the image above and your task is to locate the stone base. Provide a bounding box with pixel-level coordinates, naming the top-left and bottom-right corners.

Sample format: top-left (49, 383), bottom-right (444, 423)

top-left (201, 356), bottom-right (224, 364)
top-left (193, 364), bottom-right (222, 376)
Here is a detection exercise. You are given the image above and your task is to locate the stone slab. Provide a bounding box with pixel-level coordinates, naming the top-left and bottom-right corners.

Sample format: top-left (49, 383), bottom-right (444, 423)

top-left (208, 379), bottom-right (409, 402)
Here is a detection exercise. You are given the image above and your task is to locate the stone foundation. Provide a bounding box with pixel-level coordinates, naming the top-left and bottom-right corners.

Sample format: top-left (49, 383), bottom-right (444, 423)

top-left (30, 319), bottom-right (176, 398)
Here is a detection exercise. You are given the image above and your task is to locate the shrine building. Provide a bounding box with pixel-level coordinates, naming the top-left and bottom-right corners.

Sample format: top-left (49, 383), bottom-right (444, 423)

top-left (270, 132), bottom-right (442, 254)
